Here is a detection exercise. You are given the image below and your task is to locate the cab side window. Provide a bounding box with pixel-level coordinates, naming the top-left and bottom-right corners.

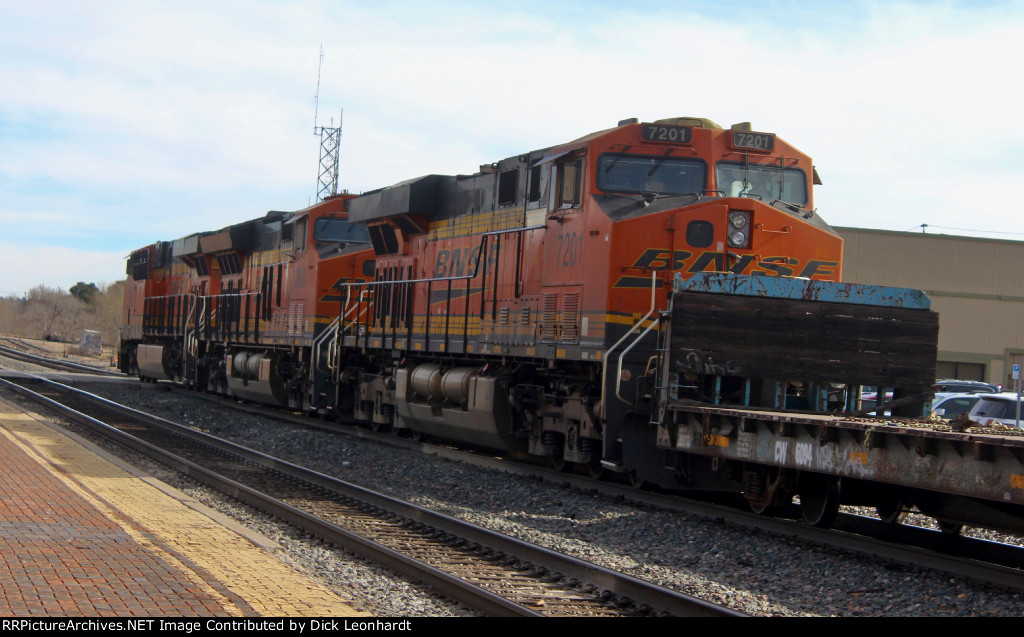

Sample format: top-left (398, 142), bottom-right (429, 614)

top-left (294, 219), bottom-right (307, 252)
top-left (558, 158), bottom-right (583, 209)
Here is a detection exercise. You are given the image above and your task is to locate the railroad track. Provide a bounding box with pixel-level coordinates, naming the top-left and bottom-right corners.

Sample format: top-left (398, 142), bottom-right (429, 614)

top-left (0, 342), bottom-right (123, 376)
top-left (0, 375), bottom-right (743, 618)
top-left (117, 381), bottom-right (1024, 595)
top-left (0, 336), bottom-right (52, 355)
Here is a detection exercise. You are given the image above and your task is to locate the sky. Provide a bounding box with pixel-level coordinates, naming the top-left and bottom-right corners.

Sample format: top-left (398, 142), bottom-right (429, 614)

top-left (1, 0), bottom-right (1022, 296)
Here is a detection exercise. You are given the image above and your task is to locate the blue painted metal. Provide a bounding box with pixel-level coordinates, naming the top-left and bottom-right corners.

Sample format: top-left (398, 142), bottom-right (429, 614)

top-left (673, 272), bottom-right (931, 310)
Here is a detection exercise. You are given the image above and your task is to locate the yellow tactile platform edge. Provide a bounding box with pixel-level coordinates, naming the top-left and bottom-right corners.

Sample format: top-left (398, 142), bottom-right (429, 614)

top-left (0, 394), bottom-right (369, 617)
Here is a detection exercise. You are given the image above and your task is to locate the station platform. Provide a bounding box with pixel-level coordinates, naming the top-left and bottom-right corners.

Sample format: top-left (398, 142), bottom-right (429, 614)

top-left (0, 391), bottom-right (369, 617)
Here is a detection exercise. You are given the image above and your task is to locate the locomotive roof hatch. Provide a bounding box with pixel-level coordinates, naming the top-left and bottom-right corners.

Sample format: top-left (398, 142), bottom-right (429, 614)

top-left (348, 174), bottom-right (445, 239)
top-left (199, 219), bottom-right (258, 254)
top-left (653, 116), bottom-right (722, 129)
top-left (171, 233), bottom-right (201, 258)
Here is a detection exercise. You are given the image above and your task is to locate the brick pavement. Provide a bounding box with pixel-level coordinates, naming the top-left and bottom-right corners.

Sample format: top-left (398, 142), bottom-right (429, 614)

top-left (0, 394), bottom-right (369, 617)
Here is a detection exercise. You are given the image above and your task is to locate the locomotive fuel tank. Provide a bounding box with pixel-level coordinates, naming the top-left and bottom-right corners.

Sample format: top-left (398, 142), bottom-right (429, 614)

top-left (396, 364), bottom-right (516, 450)
top-left (136, 344), bottom-right (177, 381)
top-left (225, 350), bottom-right (287, 406)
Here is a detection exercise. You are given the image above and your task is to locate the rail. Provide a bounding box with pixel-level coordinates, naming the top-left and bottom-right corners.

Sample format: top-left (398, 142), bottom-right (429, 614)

top-left (0, 343), bottom-right (124, 376)
top-left (1, 376), bottom-right (744, 618)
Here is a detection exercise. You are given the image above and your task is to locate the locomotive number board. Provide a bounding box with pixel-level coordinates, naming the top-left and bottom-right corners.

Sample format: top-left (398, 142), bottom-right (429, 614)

top-left (731, 131), bottom-right (775, 151)
top-left (641, 124), bottom-right (692, 144)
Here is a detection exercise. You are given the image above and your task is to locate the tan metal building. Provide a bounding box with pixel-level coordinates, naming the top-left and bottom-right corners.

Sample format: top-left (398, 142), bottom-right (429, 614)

top-left (837, 227), bottom-right (1024, 389)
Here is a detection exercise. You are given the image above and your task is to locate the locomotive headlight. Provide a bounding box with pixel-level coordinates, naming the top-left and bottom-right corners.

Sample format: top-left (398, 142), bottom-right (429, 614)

top-left (727, 211), bottom-right (751, 247)
top-left (729, 211), bottom-right (749, 229)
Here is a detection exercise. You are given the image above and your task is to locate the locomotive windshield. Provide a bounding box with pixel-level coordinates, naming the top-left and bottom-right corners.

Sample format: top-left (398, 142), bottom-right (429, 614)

top-left (597, 154), bottom-right (706, 196)
top-left (314, 218), bottom-right (371, 244)
top-left (716, 162), bottom-right (808, 206)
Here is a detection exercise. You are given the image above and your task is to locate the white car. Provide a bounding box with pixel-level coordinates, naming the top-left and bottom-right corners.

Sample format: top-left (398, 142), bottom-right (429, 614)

top-left (967, 393), bottom-right (1024, 428)
top-left (931, 393), bottom-right (983, 420)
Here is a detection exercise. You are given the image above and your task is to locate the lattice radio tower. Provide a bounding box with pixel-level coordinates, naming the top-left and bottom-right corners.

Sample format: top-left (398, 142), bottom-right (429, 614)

top-left (313, 45), bottom-right (342, 202)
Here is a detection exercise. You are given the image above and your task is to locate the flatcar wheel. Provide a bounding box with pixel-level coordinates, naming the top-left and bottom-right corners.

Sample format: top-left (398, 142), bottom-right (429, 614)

top-left (410, 430), bottom-right (427, 442)
top-left (799, 475), bottom-right (841, 528)
top-left (875, 498), bottom-right (908, 525)
top-left (938, 520), bottom-right (964, 535)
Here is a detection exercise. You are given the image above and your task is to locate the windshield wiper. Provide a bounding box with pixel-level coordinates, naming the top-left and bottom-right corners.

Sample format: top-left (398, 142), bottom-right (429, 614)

top-left (647, 147), bottom-right (675, 177)
top-left (601, 191), bottom-right (702, 207)
top-left (603, 145), bottom-right (632, 173)
top-left (770, 199), bottom-right (815, 219)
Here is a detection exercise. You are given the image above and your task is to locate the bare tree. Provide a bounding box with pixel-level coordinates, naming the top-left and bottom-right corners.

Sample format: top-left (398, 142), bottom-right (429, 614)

top-left (23, 285), bottom-right (85, 342)
top-left (91, 281), bottom-right (125, 346)
top-left (0, 296), bottom-right (22, 335)
top-left (1, 282), bottom-right (125, 356)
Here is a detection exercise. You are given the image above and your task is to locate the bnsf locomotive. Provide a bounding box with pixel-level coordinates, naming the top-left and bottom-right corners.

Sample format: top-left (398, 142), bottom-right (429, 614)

top-left (129, 117), bottom-right (1024, 534)
top-left (120, 195), bottom-right (375, 410)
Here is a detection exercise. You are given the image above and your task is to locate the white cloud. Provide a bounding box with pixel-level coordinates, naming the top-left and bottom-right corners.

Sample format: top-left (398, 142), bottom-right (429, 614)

top-left (2, 0), bottom-right (1023, 294)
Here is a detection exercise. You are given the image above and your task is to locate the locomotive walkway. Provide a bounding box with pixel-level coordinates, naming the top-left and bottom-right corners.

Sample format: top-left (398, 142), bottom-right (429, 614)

top-left (0, 392), bottom-right (368, 617)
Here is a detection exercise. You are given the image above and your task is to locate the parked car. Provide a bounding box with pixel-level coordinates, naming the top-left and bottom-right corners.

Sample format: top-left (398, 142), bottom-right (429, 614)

top-left (968, 393), bottom-right (1024, 428)
top-left (931, 393), bottom-right (983, 420)
top-left (934, 379), bottom-right (1000, 394)
top-left (859, 386), bottom-right (892, 405)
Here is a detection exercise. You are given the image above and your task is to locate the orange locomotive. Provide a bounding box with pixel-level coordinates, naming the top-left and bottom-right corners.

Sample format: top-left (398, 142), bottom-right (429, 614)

top-left (120, 116), bottom-right (845, 483)
top-left (337, 116), bottom-right (843, 478)
top-left (119, 195), bottom-right (375, 413)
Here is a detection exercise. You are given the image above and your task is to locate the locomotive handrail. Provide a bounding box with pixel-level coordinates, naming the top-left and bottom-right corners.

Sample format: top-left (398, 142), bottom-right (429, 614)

top-left (334, 224), bottom-right (547, 290)
top-left (754, 223), bottom-right (792, 234)
top-left (600, 270), bottom-right (659, 423)
top-left (142, 293), bottom-right (192, 300)
top-left (198, 290), bottom-right (261, 341)
top-left (142, 292), bottom-right (189, 336)
top-left (336, 223), bottom-right (545, 347)
top-left (182, 293), bottom-right (199, 385)
top-left (615, 315), bottom-right (661, 407)
top-left (200, 291), bottom-right (262, 299)
top-left (338, 288), bottom-right (370, 339)
top-left (311, 315), bottom-right (341, 380)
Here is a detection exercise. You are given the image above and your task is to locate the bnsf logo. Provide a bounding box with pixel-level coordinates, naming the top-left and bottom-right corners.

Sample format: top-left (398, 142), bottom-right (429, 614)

top-left (613, 248), bottom-right (838, 287)
top-left (433, 245), bottom-right (499, 278)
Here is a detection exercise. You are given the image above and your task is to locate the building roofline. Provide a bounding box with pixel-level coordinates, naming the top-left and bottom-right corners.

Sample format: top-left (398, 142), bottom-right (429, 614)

top-left (836, 226), bottom-right (1024, 247)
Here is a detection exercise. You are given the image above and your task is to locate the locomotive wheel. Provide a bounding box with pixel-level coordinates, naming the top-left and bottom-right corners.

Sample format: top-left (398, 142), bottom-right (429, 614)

top-left (370, 419), bottom-right (390, 433)
top-left (747, 498), bottom-right (783, 516)
top-left (549, 456), bottom-right (568, 473)
top-left (587, 460), bottom-right (606, 480)
top-left (628, 469), bottom-right (648, 490)
top-left (799, 475), bottom-right (841, 528)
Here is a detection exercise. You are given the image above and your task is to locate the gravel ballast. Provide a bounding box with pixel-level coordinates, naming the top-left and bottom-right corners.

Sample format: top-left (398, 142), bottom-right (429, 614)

top-left (22, 375), bottom-right (1024, 616)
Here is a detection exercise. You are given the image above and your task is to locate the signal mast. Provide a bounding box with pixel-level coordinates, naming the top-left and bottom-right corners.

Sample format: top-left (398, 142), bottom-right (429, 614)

top-left (313, 45), bottom-right (342, 202)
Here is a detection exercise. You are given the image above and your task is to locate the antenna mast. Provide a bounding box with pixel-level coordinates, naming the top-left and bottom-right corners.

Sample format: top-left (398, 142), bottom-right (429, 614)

top-left (313, 45), bottom-right (342, 202)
